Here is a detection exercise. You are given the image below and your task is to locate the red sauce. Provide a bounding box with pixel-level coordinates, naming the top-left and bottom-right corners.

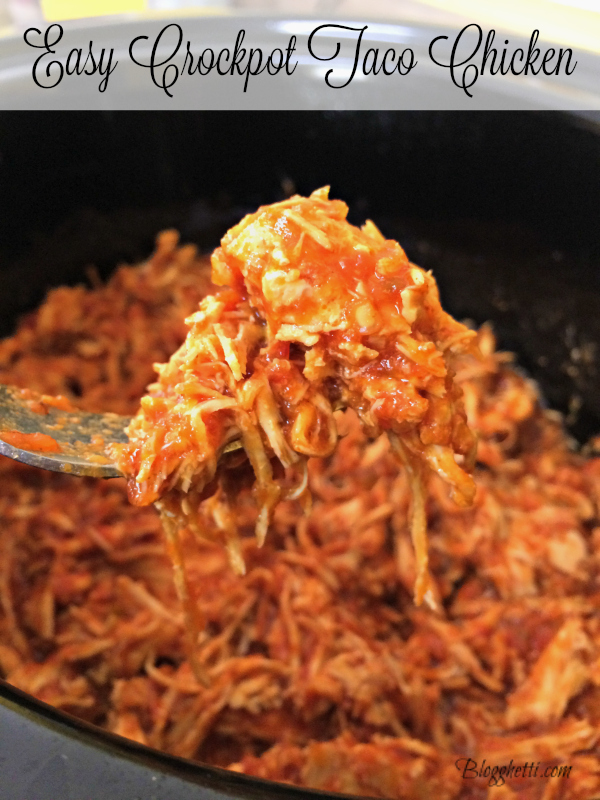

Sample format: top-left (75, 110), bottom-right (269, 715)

top-left (40, 394), bottom-right (76, 412)
top-left (0, 430), bottom-right (62, 453)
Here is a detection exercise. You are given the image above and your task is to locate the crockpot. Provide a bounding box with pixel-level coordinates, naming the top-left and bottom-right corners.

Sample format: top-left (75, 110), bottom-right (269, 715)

top-left (1, 105), bottom-right (600, 800)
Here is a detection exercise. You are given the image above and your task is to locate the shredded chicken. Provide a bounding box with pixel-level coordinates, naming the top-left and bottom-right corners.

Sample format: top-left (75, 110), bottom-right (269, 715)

top-left (0, 230), bottom-right (599, 799)
top-left (111, 188), bottom-right (477, 615)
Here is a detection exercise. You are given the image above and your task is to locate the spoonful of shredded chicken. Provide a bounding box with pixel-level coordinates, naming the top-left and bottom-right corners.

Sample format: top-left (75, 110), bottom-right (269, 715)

top-left (109, 187), bottom-right (478, 610)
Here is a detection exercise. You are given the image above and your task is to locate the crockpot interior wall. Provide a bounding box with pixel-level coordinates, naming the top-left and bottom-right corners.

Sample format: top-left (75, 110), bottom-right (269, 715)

top-left (0, 111), bottom-right (599, 439)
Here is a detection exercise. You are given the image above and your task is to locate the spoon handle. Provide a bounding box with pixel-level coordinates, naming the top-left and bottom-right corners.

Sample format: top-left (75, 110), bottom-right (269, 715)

top-left (0, 384), bottom-right (246, 478)
top-left (0, 384), bottom-right (129, 478)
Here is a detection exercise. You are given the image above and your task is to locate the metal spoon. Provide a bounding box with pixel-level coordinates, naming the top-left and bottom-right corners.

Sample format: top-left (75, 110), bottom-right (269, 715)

top-left (0, 384), bottom-right (130, 478)
top-left (0, 384), bottom-right (242, 478)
